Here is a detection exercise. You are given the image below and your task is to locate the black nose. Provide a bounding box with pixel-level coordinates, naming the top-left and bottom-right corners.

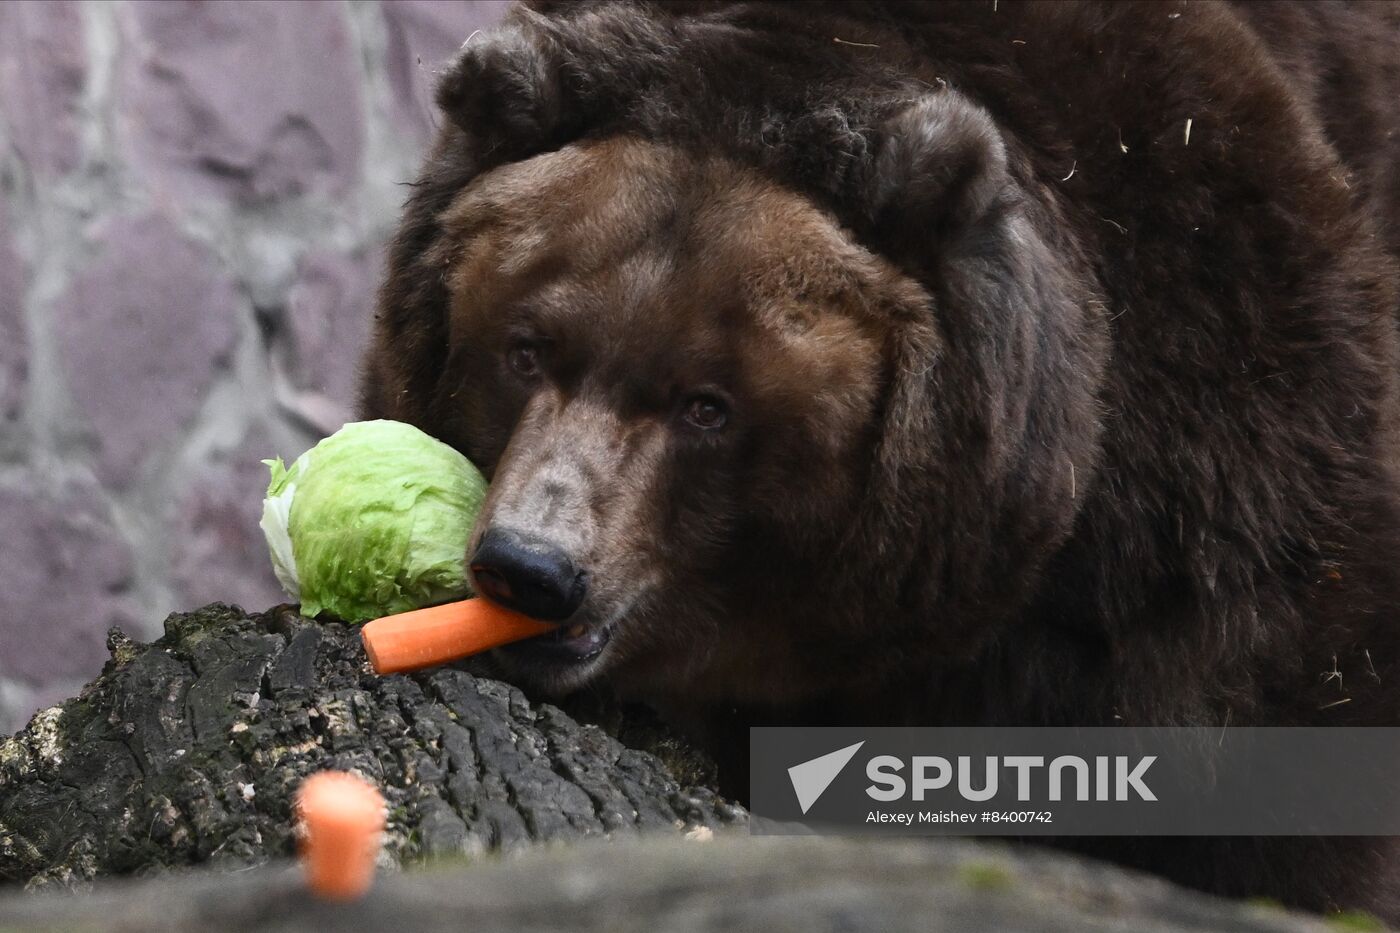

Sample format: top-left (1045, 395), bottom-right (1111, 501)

top-left (469, 528), bottom-right (586, 621)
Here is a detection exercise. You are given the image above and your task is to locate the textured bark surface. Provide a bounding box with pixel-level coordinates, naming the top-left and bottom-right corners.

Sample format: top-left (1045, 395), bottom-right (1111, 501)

top-left (0, 604), bottom-right (743, 888)
top-left (0, 835), bottom-right (1345, 933)
top-left (0, 604), bottom-right (1378, 932)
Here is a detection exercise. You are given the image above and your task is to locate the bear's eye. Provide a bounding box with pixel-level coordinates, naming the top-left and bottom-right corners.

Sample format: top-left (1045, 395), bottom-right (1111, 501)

top-left (682, 395), bottom-right (728, 431)
top-left (507, 343), bottom-right (541, 378)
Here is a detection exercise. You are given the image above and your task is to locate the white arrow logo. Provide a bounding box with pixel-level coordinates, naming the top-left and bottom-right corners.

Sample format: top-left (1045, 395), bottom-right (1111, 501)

top-left (787, 741), bottom-right (866, 814)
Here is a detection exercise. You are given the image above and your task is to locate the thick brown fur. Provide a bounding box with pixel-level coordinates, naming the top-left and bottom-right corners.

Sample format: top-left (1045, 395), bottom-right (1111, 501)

top-left (361, 1), bottom-right (1400, 918)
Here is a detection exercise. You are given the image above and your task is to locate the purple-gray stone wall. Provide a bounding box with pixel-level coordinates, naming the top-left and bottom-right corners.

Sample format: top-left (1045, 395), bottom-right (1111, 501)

top-left (0, 0), bottom-right (510, 733)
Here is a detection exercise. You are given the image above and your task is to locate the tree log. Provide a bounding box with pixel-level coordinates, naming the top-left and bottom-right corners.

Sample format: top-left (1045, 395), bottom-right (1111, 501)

top-left (0, 604), bottom-right (1365, 933)
top-left (0, 604), bottom-right (743, 888)
top-left (0, 834), bottom-right (1338, 932)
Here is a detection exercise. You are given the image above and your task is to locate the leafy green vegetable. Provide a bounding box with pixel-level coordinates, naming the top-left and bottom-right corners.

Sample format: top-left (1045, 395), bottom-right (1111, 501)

top-left (260, 420), bottom-right (487, 622)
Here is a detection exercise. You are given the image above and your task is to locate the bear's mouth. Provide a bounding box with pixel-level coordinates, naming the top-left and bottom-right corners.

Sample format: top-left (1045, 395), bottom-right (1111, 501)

top-left (492, 593), bottom-right (645, 681)
top-left (503, 619), bottom-right (613, 663)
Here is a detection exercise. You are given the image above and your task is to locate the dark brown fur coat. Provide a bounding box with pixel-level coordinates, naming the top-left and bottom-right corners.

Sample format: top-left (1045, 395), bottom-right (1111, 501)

top-left (362, 1), bottom-right (1400, 918)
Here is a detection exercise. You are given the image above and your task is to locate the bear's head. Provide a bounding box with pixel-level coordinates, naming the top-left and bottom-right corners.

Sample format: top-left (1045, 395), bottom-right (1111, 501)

top-left (361, 3), bottom-right (1106, 711)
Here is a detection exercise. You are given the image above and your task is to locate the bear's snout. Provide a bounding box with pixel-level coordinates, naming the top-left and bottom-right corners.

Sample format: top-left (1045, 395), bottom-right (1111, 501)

top-left (470, 527), bottom-right (588, 622)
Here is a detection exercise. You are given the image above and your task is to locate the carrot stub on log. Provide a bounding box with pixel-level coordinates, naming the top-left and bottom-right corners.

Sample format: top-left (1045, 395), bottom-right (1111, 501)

top-left (360, 598), bottom-right (555, 674)
top-left (295, 771), bottom-right (386, 901)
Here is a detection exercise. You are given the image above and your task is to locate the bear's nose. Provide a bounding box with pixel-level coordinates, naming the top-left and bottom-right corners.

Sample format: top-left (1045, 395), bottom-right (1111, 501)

top-left (469, 528), bottom-right (586, 622)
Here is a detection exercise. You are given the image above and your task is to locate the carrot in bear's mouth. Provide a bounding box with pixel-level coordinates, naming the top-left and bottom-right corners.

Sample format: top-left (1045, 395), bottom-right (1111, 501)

top-left (360, 597), bottom-right (556, 674)
top-left (296, 771), bottom-right (385, 901)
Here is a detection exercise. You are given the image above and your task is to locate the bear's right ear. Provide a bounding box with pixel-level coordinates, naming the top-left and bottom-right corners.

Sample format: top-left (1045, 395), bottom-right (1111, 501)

top-left (435, 17), bottom-right (577, 165)
top-left (863, 92), bottom-right (1012, 253)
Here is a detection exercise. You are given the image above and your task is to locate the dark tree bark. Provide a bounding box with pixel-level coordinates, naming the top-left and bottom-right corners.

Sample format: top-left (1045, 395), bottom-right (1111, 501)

top-left (0, 604), bottom-right (743, 888)
top-left (0, 605), bottom-right (1368, 933)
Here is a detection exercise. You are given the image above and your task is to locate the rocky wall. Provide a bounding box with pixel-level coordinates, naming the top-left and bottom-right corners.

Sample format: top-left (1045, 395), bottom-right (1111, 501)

top-left (0, 0), bottom-right (510, 732)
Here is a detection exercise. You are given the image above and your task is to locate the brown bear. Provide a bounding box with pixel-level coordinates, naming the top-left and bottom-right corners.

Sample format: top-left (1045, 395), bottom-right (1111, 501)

top-left (360, 0), bottom-right (1400, 919)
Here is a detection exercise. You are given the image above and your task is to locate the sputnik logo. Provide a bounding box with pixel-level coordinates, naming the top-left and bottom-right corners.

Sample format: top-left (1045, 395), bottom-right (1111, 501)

top-left (787, 741), bottom-right (866, 814)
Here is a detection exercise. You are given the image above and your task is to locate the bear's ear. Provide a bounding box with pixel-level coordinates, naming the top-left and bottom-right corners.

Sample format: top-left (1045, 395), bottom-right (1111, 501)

top-left (435, 17), bottom-right (576, 164)
top-left (864, 92), bottom-right (1012, 251)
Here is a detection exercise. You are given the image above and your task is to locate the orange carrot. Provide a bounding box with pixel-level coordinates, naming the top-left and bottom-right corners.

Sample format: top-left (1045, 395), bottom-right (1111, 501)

top-left (296, 771), bottom-right (385, 901)
top-left (360, 598), bottom-right (554, 674)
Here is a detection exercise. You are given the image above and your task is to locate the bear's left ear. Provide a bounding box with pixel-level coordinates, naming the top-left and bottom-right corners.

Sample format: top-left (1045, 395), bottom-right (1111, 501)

top-left (862, 92), bottom-right (1012, 252)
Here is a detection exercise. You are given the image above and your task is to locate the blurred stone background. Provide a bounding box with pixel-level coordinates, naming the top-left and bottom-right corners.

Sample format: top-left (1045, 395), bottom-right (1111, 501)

top-left (0, 0), bottom-right (509, 733)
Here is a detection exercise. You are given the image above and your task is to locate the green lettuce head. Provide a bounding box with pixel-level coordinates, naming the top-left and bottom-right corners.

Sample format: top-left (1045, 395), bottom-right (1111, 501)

top-left (260, 420), bottom-right (488, 622)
